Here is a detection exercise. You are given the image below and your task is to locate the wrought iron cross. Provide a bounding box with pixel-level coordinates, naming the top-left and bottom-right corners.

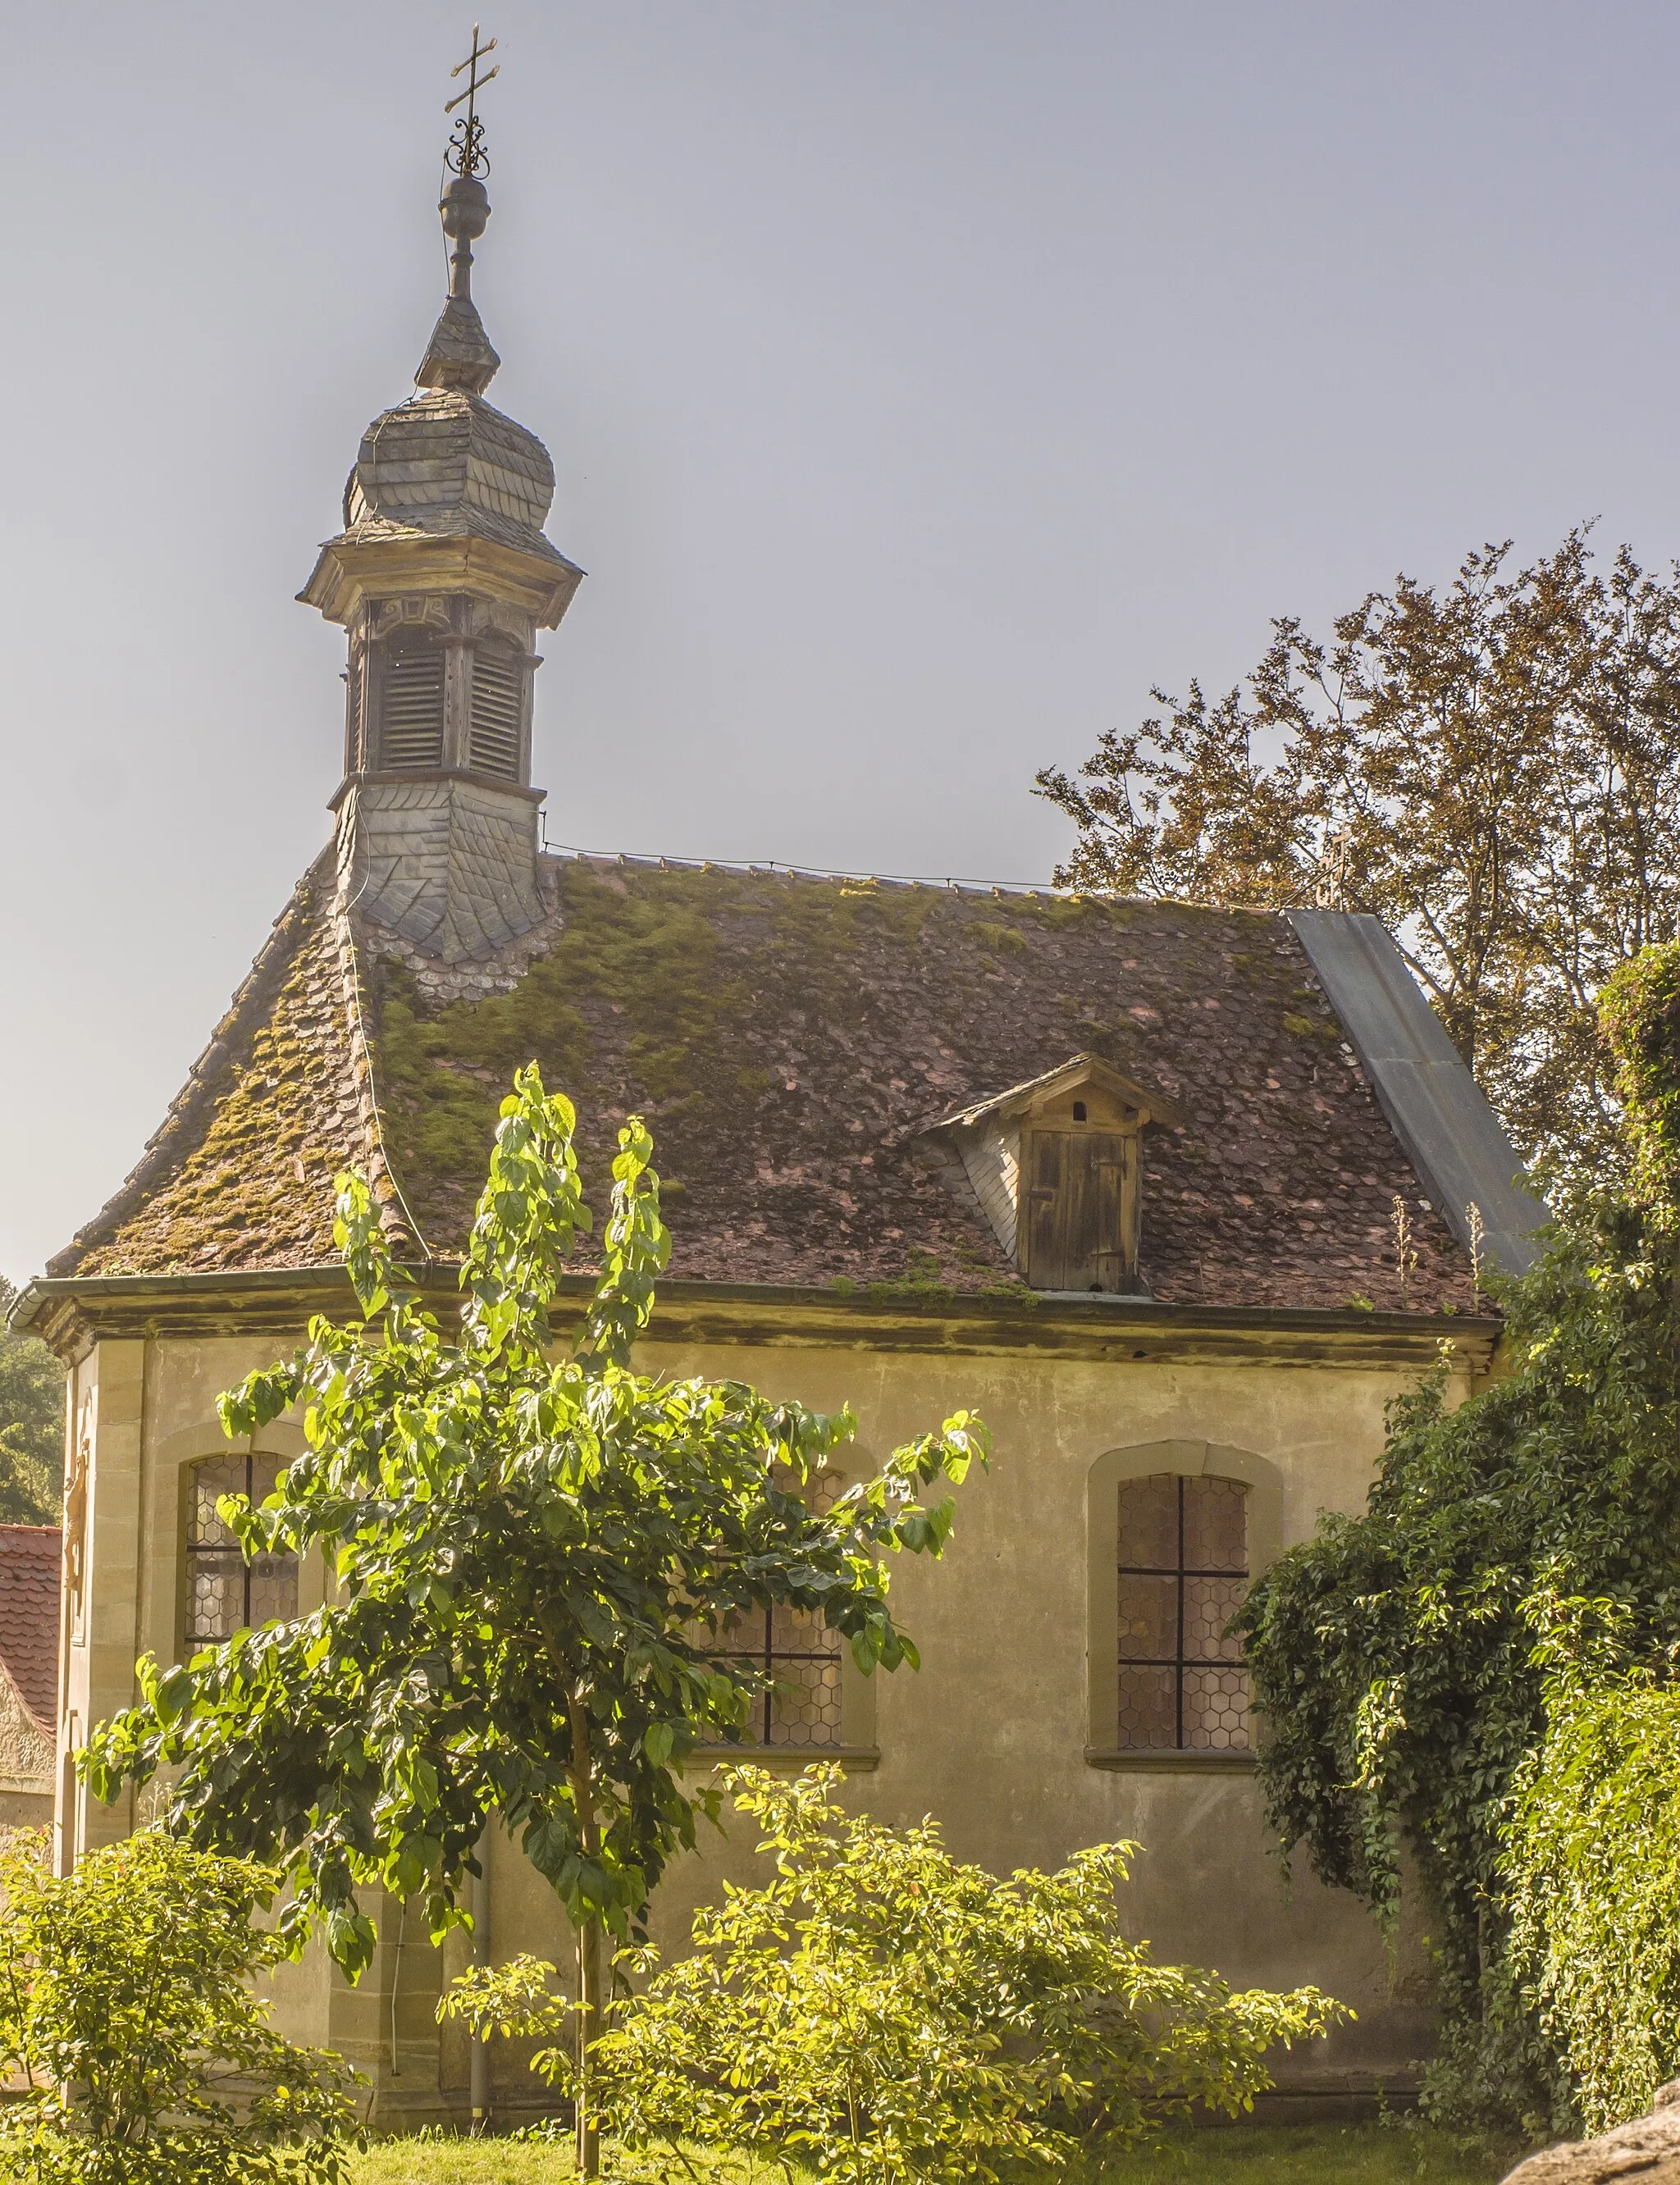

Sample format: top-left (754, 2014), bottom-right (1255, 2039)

top-left (445, 25), bottom-right (500, 177)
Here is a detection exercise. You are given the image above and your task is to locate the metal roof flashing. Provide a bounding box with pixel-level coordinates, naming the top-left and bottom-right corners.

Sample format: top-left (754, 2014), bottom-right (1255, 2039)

top-left (1287, 910), bottom-right (1547, 1275)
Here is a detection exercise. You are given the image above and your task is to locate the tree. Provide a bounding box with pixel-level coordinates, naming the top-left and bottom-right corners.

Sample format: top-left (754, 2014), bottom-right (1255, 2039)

top-left (0, 1275), bottom-right (64, 1526)
top-left (443, 1762), bottom-right (1345, 2185)
top-left (1035, 530), bottom-right (1680, 1179)
top-left (0, 1827), bottom-right (357, 2185)
top-left (84, 1067), bottom-right (988, 2176)
top-left (1236, 943), bottom-right (1680, 2141)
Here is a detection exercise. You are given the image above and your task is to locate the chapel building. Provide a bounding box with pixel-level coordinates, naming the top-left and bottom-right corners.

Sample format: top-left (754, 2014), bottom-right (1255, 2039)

top-left (15, 107), bottom-right (1543, 2128)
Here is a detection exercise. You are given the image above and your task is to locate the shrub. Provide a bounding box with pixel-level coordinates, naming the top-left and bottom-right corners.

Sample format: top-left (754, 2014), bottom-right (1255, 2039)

top-left (1502, 1613), bottom-right (1680, 2133)
top-left (442, 1763), bottom-right (1346, 2185)
top-left (0, 1828), bottom-right (358, 2185)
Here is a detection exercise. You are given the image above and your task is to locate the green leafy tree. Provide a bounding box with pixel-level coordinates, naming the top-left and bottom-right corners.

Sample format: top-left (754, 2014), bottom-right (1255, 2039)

top-left (0, 1827), bottom-right (357, 2185)
top-left (1237, 943), bottom-right (1680, 2141)
top-left (84, 1068), bottom-right (988, 2176)
top-left (1036, 529), bottom-right (1680, 1178)
top-left (443, 1762), bottom-right (1346, 2185)
top-left (0, 1275), bottom-right (64, 1526)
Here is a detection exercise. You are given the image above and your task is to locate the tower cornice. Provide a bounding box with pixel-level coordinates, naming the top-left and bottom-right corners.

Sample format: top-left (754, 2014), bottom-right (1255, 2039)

top-left (298, 531), bottom-right (583, 631)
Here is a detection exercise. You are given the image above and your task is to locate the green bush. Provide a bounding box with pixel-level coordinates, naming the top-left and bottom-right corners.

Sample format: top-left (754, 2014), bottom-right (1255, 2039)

top-left (443, 1763), bottom-right (1346, 2185)
top-left (0, 1828), bottom-right (358, 2185)
top-left (1502, 1614), bottom-right (1680, 2133)
top-left (1234, 938), bottom-right (1680, 2142)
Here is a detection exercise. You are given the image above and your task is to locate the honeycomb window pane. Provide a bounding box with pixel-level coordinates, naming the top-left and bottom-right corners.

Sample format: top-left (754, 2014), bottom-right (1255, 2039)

top-left (1117, 1666), bottom-right (1178, 1749)
top-left (1182, 1575), bottom-right (1248, 1662)
top-left (769, 1599), bottom-right (841, 1655)
top-left (720, 1472), bottom-right (849, 1747)
top-left (1184, 1476), bottom-right (1247, 1572)
top-left (249, 1556), bottom-right (299, 1627)
top-left (1118, 1574), bottom-right (1177, 1661)
top-left (1117, 1474), bottom-right (1178, 1571)
top-left (188, 1562), bottom-right (242, 1645)
top-left (1182, 1666), bottom-right (1251, 1750)
top-left (188, 1454), bottom-right (247, 1550)
top-left (185, 1453), bottom-right (299, 1645)
top-left (767, 1657), bottom-right (844, 1749)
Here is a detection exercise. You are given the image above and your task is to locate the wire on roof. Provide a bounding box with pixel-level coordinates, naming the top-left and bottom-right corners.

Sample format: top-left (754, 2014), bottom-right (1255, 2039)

top-left (536, 827), bottom-right (1069, 897)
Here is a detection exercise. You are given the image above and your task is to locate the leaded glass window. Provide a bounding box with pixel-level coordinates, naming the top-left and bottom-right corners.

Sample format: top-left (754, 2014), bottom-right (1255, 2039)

top-left (1116, 1472), bottom-right (1249, 1750)
top-left (185, 1453), bottom-right (299, 1645)
top-left (716, 1469), bottom-right (844, 1749)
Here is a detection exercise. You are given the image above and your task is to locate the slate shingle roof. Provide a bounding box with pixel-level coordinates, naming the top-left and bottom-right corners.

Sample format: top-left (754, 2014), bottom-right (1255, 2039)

top-left (52, 849), bottom-right (1478, 1314)
top-left (0, 1528), bottom-right (61, 1729)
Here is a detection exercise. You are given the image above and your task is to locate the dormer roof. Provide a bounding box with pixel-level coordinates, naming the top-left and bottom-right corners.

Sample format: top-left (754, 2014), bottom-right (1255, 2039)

top-left (929, 1052), bottom-right (1185, 1134)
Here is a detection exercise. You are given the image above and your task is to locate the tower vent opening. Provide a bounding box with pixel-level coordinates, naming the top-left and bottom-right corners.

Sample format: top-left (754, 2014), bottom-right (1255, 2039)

top-left (381, 650), bottom-right (446, 769)
top-left (469, 648), bottom-right (523, 779)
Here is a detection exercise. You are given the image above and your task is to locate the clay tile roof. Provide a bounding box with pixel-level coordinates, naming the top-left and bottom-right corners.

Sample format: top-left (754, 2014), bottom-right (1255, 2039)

top-left (0, 1529), bottom-right (61, 1729)
top-left (50, 851), bottom-right (1489, 1314)
top-left (48, 850), bottom-right (393, 1280)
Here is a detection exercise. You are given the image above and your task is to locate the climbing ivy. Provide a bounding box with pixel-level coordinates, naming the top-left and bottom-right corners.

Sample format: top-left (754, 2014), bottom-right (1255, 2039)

top-left (1239, 939), bottom-right (1680, 2142)
top-left (1502, 1607), bottom-right (1680, 2136)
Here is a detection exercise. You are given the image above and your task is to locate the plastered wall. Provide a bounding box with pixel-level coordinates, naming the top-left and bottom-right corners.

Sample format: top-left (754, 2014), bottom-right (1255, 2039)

top-left (58, 1324), bottom-right (1468, 2122)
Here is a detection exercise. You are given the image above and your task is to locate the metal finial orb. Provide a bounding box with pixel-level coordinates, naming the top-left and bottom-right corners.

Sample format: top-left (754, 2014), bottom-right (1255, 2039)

top-left (440, 174), bottom-right (491, 241)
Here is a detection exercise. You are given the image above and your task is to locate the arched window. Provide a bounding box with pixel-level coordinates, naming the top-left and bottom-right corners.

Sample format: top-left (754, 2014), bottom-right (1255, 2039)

top-left (184, 1453), bottom-right (299, 1646)
top-left (1116, 1472), bottom-right (1249, 1750)
top-left (1087, 1443), bottom-right (1281, 1762)
top-left (716, 1469), bottom-right (844, 1749)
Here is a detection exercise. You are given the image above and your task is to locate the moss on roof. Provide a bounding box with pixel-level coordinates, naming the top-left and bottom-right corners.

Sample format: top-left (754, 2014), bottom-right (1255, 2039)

top-left (367, 858), bottom-right (1474, 1311)
top-left (53, 851), bottom-right (1479, 1312)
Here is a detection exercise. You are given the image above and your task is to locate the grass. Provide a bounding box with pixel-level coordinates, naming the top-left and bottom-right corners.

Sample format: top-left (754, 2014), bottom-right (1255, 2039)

top-left (347, 2123), bottom-right (1509, 2183)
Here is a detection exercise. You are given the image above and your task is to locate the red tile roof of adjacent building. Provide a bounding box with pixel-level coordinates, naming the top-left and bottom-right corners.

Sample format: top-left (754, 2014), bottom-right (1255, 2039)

top-left (48, 850), bottom-right (1484, 1314)
top-left (0, 1528), bottom-right (61, 1730)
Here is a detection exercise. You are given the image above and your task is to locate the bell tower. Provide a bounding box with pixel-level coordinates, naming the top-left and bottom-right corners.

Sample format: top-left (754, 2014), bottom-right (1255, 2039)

top-left (299, 34), bottom-right (582, 964)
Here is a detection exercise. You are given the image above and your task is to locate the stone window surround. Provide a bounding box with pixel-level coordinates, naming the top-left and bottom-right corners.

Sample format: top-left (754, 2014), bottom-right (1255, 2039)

top-left (1084, 1438), bottom-right (1284, 1773)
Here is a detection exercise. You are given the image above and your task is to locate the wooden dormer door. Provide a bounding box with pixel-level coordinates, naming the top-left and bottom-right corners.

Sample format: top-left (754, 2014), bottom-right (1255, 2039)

top-left (1021, 1129), bottom-right (1139, 1291)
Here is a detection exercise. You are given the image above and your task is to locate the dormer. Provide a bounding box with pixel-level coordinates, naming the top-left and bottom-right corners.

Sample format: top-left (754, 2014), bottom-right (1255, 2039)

top-left (926, 1054), bottom-right (1182, 1296)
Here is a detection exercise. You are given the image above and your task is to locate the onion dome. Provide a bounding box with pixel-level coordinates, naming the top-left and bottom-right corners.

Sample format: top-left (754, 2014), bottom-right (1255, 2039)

top-left (299, 167), bottom-right (581, 628)
top-left (341, 390), bottom-right (563, 567)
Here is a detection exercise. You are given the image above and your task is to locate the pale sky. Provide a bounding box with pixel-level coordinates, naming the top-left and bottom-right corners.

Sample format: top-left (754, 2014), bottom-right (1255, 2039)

top-left (5, 2), bottom-right (1678, 1280)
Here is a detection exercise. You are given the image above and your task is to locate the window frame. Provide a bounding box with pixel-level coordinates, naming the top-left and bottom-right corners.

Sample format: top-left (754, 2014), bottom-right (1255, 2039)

top-left (1085, 1439), bottom-right (1284, 1768)
top-left (697, 1467), bottom-right (879, 1764)
top-left (716, 1602), bottom-right (847, 1750)
top-left (181, 1450), bottom-right (301, 1650)
top-left (1116, 1471), bottom-right (1249, 1750)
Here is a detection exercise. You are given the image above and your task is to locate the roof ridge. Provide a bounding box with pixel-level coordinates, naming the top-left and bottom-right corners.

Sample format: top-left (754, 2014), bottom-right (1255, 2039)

top-left (539, 842), bottom-right (1292, 915)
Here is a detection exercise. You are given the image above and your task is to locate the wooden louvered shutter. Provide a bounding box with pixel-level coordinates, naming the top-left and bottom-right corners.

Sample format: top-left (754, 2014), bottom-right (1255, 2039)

top-left (381, 650), bottom-right (445, 769)
top-left (469, 648), bottom-right (523, 779)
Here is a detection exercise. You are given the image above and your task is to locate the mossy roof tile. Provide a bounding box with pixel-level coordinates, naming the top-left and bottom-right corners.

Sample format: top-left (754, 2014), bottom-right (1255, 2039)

top-left (52, 851), bottom-right (1480, 1311)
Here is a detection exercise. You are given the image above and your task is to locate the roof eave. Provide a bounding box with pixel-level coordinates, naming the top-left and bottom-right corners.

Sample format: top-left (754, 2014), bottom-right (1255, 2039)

top-left (12, 1262), bottom-right (1504, 1373)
